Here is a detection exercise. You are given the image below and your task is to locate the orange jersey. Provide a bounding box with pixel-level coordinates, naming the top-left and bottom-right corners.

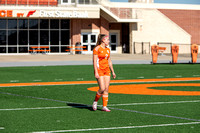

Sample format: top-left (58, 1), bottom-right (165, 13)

top-left (93, 45), bottom-right (110, 70)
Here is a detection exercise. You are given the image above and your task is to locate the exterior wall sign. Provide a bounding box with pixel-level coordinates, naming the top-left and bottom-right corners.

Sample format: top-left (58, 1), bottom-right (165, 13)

top-left (0, 10), bottom-right (89, 18)
top-left (0, 10), bottom-right (36, 17)
top-left (40, 10), bottom-right (89, 18)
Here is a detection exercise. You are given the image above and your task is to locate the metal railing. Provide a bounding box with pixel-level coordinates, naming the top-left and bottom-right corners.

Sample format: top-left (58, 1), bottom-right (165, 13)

top-left (134, 42), bottom-right (151, 54)
top-left (133, 42), bottom-right (200, 54)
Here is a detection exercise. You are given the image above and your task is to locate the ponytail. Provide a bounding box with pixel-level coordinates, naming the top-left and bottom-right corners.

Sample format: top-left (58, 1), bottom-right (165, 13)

top-left (95, 34), bottom-right (108, 47)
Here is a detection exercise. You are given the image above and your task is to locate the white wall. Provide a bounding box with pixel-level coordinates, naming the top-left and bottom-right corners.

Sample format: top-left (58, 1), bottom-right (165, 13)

top-left (131, 9), bottom-right (191, 54)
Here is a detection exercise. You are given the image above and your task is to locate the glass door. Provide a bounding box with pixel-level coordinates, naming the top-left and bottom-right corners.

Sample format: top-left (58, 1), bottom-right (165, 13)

top-left (81, 33), bottom-right (97, 54)
top-left (109, 33), bottom-right (118, 53)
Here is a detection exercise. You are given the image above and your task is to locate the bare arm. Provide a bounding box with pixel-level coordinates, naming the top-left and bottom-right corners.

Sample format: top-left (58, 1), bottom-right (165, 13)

top-left (108, 57), bottom-right (116, 79)
top-left (93, 54), bottom-right (99, 79)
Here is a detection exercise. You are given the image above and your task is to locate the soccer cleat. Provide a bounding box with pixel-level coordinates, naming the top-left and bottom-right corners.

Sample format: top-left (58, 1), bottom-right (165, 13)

top-left (101, 106), bottom-right (111, 112)
top-left (92, 101), bottom-right (97, 111)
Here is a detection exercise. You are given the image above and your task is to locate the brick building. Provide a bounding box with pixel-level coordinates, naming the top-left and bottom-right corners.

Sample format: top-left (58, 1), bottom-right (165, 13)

top-left (0, 0), bottom-right (199, 54)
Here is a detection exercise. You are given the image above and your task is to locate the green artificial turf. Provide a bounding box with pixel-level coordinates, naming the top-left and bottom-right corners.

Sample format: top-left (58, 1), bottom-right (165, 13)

top-left (0, 64), bottom-right (200, 133)
top-left (0, 64), bottom-right (199, 83)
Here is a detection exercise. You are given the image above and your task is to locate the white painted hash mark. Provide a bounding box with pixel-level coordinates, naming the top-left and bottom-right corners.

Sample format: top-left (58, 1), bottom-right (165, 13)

top-left (10, 80), bottom-right (19, 82)
top-left (55, 79), bottom-right (63, 81)
top-left (77, 78), bottom-right (84, 80)
top-left (30, 122), bottom-right (200, 133)
top-left (156, 76), bottom-right (164, 78)
top-left (33, 80), bottom-right (42, 82)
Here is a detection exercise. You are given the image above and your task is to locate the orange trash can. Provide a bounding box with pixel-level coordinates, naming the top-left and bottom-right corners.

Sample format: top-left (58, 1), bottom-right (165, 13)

top-left (171, 44), bottom-right (179, 63)
top-left (151, 45), bottom-right (159, 64)
top-left (191, 44), bottom-right (198, 63)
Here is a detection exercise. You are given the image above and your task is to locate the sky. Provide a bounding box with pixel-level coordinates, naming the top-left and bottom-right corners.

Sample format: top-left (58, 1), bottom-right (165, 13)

top-left (110, 0), bottom-right (200, 5)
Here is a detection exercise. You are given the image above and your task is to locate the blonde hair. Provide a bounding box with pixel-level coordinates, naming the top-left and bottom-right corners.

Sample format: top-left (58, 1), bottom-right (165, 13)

top-left (95, 34), bottom-right (108, 47)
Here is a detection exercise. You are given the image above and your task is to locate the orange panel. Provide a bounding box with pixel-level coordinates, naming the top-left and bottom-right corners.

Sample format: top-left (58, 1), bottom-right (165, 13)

top-left (18, 0), bottom-right (28, 5)
top-left (7, 0), bottom-right (17, 5)
top-left (0, 0), bottom-right (6, 4)
top-left (49, 0), bottom-right (57, 6)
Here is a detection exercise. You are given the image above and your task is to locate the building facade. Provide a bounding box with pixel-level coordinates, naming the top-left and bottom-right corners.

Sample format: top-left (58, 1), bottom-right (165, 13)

top-left (0, 0), bottom-right (199, 54)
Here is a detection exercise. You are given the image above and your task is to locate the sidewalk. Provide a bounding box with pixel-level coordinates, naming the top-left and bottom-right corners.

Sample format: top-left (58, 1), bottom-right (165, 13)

top-left (0, 54), bottom-right (196, 67)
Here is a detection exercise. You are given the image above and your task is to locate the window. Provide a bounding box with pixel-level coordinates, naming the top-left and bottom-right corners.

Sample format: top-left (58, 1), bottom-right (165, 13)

top-left (8, 19), bottom-right (17, 29)
top-left (61, 20), bottom-right (70, 29)
top-left (18, 19), bottom-right (28, 29)
top-left (91, 35), bottom-right (96, 43)
top-left (19, 47), bottom-right (28, 53)
top-left (50, 19), bottom-right (59, 29)
top-left (29, 30), bottom-right (38, 46)
top-left (109, 33), bottom-right (118, 53)
top-left (0, 30), bottom-right (6, 45)
top-left (0, 20), bottom-right (6, 29)
top-left (50, 30), bottom-right (59, 45)
top-left (29, 19), bottom-right (38, 29)
top-left (111, 35), bottom-right (116, 43)
top-left (0, 19), bottom-right (70, 54)
top-left (61, 30), bottom-right (70, 45)
top-left (62, 0), bottom-right (75, 4)
top-left (40, 30), bottom-right (49, 45)
top-left (83, 35), bottom-right (88, 43)
top-left (40, 19), bottom-right (49, 29)
top-left (19, 30), bottom-right (28, 45)
top-left (8, 30), bottom-right (17, 45)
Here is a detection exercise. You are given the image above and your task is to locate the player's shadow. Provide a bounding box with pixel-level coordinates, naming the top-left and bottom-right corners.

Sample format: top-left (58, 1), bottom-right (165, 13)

top-left (67, 103), bottom-right (99, 111)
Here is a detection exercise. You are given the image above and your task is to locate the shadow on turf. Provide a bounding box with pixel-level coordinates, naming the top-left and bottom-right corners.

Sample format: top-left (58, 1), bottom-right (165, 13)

top-left (67, 103), bottom-right (99, 111)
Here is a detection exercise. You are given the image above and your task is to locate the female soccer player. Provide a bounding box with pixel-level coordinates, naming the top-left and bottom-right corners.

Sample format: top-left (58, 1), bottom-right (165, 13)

top-left (92, 34), bottom-right (116, 112)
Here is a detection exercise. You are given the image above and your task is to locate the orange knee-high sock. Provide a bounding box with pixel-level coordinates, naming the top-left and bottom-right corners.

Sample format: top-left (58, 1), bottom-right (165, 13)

top-left (102, 94), bottom-right (108, 107)
top-left (94, 91), bottom-right (102, 102)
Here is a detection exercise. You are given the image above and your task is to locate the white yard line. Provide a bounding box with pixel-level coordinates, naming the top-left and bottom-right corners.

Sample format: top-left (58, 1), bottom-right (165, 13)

top-left (0, 127), bottom-right (4, 130)
top-left (1, 100), bottom-right (199, 111)
top-left (0, 106), bottom-right (72, 111)
top-left (30, 122), bottom-right (200, 133)
top-left (108, 100), bottom-right (200, 106)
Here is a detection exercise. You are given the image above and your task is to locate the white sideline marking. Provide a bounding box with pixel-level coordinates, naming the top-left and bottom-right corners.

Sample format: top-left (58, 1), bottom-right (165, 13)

top-left (0, 127), bottom-right (4, 130)
top-left (137, 77), bottom-right (144, 79)
top-left (30, 122), bottom-right (200, 133)
top-left (1, 100), bottom-right (199, 111)
top-left (193, 75), bottom-right (200, 77)
top-left (0, 106), bottom-right (72, 111)
top-left (108, 100), bottom-right (200, 106)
